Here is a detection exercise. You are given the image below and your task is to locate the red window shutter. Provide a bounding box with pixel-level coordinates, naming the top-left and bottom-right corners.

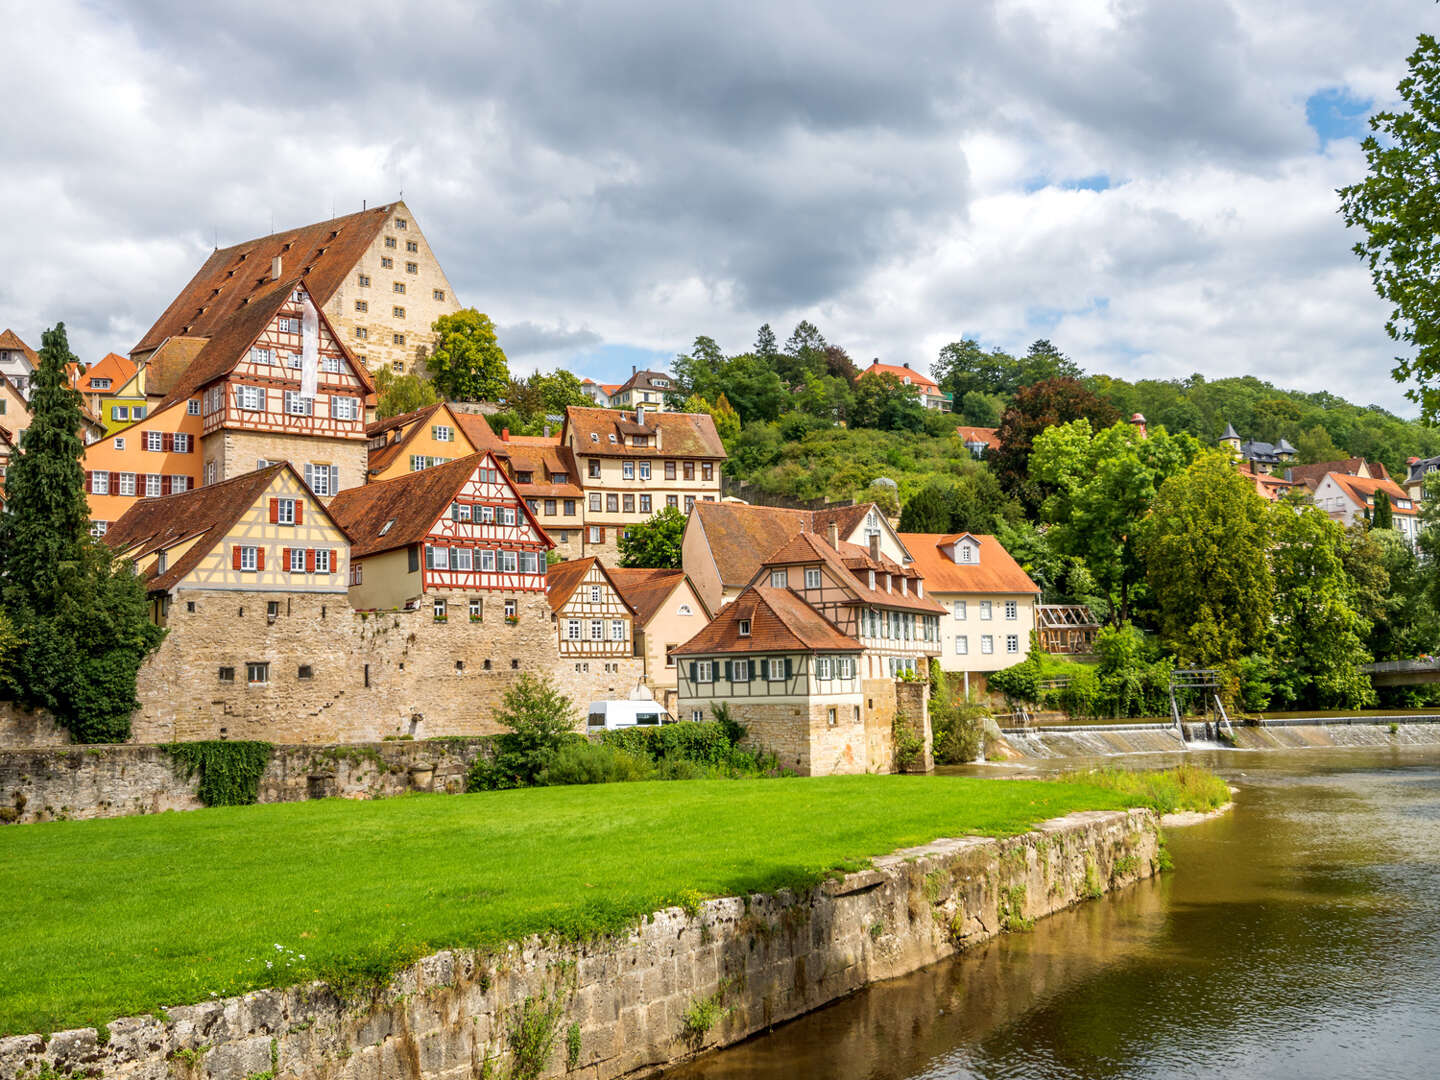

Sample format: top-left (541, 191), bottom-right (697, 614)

top-left (294, 500), bottom-right (304, 524)
top-left (232, 545), bottom-right (242, 570)
top-left (256, 547), bottom-right (265, 571)
top-left (282, 547), bottom-right (291, 570)
top-left (306, 549), bottom-right (315, 573)
top-left (110, 472), bottom-right (119, 492)
top-left (84, 471), bottom-right (92, 494)
top-left (269, 498), bottom-right (279, 523)
top-left (162, 433), bottom-right (173, 452)
top-left (161, 476), bottom-right (171, 496)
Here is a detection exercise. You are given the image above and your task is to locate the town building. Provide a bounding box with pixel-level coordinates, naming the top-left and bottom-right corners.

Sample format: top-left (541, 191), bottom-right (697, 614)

top-left (488, 430), bottom-right (586, 561)
top-left (129, 201), bottom-right (459, 378)
top-left (580, 379), bottom-right (620, 408)
top-left (1236, 460), bottom-right (1301, 502)
top-left (898, 532), bottom-right (1041, 692)
top-left (608, 369), bottom-right (677, 411)
top-left (70, 352), bottom-right (142, 431)
top-left (955, 425), bottom-right (997, 459)
top-left (82, 397), bottom-right (205, 534)
top-left (1286, 457), bottom-right (1391, 491)
top-left (1403, 456), bottom-right (1438, 503)
top-left (683, 501), bottom-right (905, 612)
top-left (1313, 471), bottom-right (1419, 545)
top-left (365, 402), bottom-right (487, 482)
top-left (0, 330), bottom-right (37, 398)
top-left (561, 406), bottom-right (726, 559)
top-left (609, 567), bottom-right (711, 714)
top-left (545, 557), bottom-right (644, 698)
top-left (0, 372), bottom-right (29, 451)
top-left (1219, 422), bottom-right (1296, 474)
top-left (858, 360), bottom-right (952, 411)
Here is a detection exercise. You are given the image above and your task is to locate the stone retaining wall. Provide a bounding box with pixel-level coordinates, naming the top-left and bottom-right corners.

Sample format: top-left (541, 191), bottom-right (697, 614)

top-left (0, 739), bottom-right (494, 825)
top-left (0, 807), bottom-right (1160, 1080)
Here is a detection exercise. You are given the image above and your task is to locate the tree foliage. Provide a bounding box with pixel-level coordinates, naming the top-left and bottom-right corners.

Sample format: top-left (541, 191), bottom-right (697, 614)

top-left (0, 324), bottom-right (164, 741)
top-left (851, 372), bottom-right (926, 433)
top-left (373, 368), bottom-right (440, 420)
top-left (468, 674), bottom-right (580, 789)
top-left (990, 377), bottom-right (1120, 511)
top-left (1339, 34), bottom-right (1440, 419)
top-left (1139, 454), bottom-right (1273, 668)
top-left (618, 505), bottom-right (687, 568)
top-left (427, 309), bottom-right (510, 401)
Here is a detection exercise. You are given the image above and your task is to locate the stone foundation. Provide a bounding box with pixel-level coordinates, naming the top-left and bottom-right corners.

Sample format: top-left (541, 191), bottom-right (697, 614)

top-left (0, 739), bottom-right (495, 825)
top-left (0, 807), bottom-right (1159, 1080)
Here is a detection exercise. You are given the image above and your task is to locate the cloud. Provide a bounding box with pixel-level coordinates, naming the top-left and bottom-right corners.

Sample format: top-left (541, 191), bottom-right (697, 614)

top-left (0, 0), bottom-right (1430, 413)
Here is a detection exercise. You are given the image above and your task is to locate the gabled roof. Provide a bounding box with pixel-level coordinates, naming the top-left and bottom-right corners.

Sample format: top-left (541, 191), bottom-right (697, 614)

top-left (452, 411), bottom-right (501, 451)
top-left (897, 533), bottom-right (1041, 596)
top-left (756, 531), bottom-right (943, 613)
top-left (365, 402), bottom-right (464, 477)
top-left (154, 277), bottom-right (373, 410)
top-left (1284, 457), bottom-right (1386, 491)
top-left (689, 501), bottom-right (884, 591)
top-left (0, 330), bottom-right (38, 366)
top-left (562, 406), bottom-right (726, 459)
top-left (104, 463), bottom-right (309, 592)
top-left (955, 425), bottom-right (997, 446)
top-left (142, 336), bottom-right (210, 400)
top-left (494, 437), bottom-right (582, 498)
top-left (614, 369), bottom-right (674, 395)
top-left (133, 203), bottom-right (399, 355)
top-left (545, 556), bottom-right (637, 615)
top-left (72, 352), bottom-right (136, 394)
top-left (1324, 472), bottom-right (1417, 515)
top-left (608, 568), bottom-right (705, 624)
top-left (672, 586), bottom-right (860, 657)
top-left (859, 360), bottom-right (940, 392)
top-left (327, 451), bottom-right (554, 558)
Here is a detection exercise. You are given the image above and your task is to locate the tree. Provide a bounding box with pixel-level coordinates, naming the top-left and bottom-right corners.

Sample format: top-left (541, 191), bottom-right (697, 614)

top-left (618, 505), bottom-right (687, 568)
top-left (1340, 34), bottom-right (1440, 419)
top-left (1139, 454), bottom-right (1273, 669)
top-left (426, 309), bottom-right (510, 401)
top-left (794, 373), bottom-right (854, 425)
top-left (932, 338), bottom-right (1019, 399)
top-left (470, 674), bottom-right (580, 788)
top-left (851, 372), bottom-right (925, 432)
top-left (820, 344), bottom-right (860, 382)
top-left (1017, 339), bottom-right (1082, 385)
top-left (679, 392), bottom-right (740, 446)
top-left (1372, 490), bottom-right (1394, 530)
top-left (989, 377), bottom-right (1120, 512)
top-left (373, 368), bottom-right (439, 419)
top-left (780, 320), bottom-right (828, 384)
top-left (1030, 419), bottom-right (1201, 623)
top-left (531, 369), bottom-right (592, 417)
top-left (959, 390), bottom-right (1005, 426)
top-left (755, 323), bottom-right (778, 360)
top-left (898, 482), bottom-right (951, 532)
top-left (1268, 506), bottom-right (1374, 709)
top-left (711, 353), bottom-right (787, 423)
top-left (0, 324), bottom-right (164, 742)
top-left (1295, 423), bottom-right (1347, 465)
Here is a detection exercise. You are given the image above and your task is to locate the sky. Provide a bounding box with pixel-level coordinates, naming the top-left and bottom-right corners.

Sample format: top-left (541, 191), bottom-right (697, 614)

top-left (1, 0), bottom-right (1436, 414)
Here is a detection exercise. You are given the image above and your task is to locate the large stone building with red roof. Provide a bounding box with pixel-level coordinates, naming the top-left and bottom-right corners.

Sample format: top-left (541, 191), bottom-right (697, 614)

top-left (858, 359), bottom-right (952, 411)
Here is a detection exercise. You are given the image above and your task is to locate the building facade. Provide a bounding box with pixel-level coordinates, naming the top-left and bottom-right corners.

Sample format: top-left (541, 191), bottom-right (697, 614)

top-left (82, 399), bottom-right (205, 533)
top-left (0, 330), bottom-right (37, 399)
top-left (608, 567), bottom-right (711, 714)
top-left (366, 402), bottom-right (482, 482)
top-left (546, 557), bottom-right (644, 697)
top-left (1313, 471), bottom-right (1419, 545)
top-left (609, 369), bottom-right (677, 411)
top-left (858, 360), bottom-right (952, 411)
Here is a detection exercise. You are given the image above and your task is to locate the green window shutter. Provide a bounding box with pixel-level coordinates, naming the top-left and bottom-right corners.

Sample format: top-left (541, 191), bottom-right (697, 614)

top-left (784, 657), bottom-right (793, 680)
top-left (689, 661), bottom-right (697, 683)
top-left (723, 660), bottom-right (733, 681)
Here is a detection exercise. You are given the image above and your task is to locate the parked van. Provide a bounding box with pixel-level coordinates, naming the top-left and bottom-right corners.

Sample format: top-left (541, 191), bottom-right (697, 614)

top-left (586, 700), bottom-right (668, 730)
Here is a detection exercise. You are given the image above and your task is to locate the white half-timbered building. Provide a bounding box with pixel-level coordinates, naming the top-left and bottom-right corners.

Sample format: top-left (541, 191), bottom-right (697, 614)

top-left (546, 556), bottom-right (645, 690)
top-left (328, 451), bottom-right (553, 617)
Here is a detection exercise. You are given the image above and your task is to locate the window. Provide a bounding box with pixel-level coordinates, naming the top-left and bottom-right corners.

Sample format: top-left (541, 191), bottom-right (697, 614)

top-left (684, 461), bottom-right (695, 480)
top-left (589, 526), bottom-right (604, 543)
top-left (111, 405), bottom-right (129, 421)
top-left (246, 662), bottom-right (269, 685)
top-left (113, 436), bottom-right (125, 450)
top-left (469, 598), bottom-right (482, 620)
top-left (187, 398), bottom-right (201, 416)
top-left (305, 464), bottom-right (340, 496)
top-left (133, 406), bottom-right (146, 420)
top-left (695, 660), bottom-right (714, 683)
top-left (395, 218), bottom-right (407, 229)
top-left (563, 499), bottom-right (576, 516)
top-left (406, 262), bottom-right (418, 274)
top-left (117, 472), bottom-right (136, 496)
top-left (702, 462), bottom-right (713, 481)
top-left (276, 497), bottom-right (296, 525)
top-left (174, 433), bottom-right (191, 453)
top-left (959, 544), bottom-right (973, 563)
top-left (276, 317), bottom-right (298, 334)
top-left (315, 549), bottom-right (332, 573)
top-left (980, 601), bottom-right (992, 620)
top-left (589, 620), bottom-right (604, 641)
top-left (355, 300), bottom-right (368, 313)
top-left (805, 568), bottom-right (822, 590)
top-left (520, 551), bottom-right (539, 573)
top-left (956, 636), bottom-right (968, 655)
top-left (667, 495), bottom-right (678, 509)
top-left (622, 461), bottom-right (635, 480)
top-left (237, 545), bottom-right (258, 572)
top-left (393, 306), bottom-right (406, 318)
top-left (733, 660), bottom-right (749, 681)
top-left (236, 385), bottom-right (264, 411)
top-left (586, 492), bottom-right (601, 514)
top-left (691, 709), bottom-right (704, 722)
top-left (393, 333), bottom-right (405, 346)
top-left (433, 425), bottom-right (453, 442)
top-left (623, 494), bottom-right (635, 513)
top-left (501, 551), bottom-right (518, 572)
top-left (768, 658), bottom-right (786, 681)
top-left (406, 239), bottom-right (418, 252)
top-left (453, 547), bottom-right (472, 570)
top-left (433, 289), bottom-right (445, 301)
top-left (427, 545), bottom-right (451, 570)
top-left (298, 665), bottom-right (314, 680)
top-left (332, 395), bottom-right (359, 421)
top-left (146, 430), bottom-right (162, 451)
top-left (90, 471), bottom-right (109, 495)
top-left (289, 547), bottom-right (306, 572)
top-left (611, 620), bottom-right (625, 641)
top-left (685, 496), bottom-right (696, 512)
top-left (433, 598), bottom-right (447, 621)
top-left (205, 461), bottom-right (216, 485)
top-left (1006, 634), bottom-right (1019, 654)
top-left (566, 619), bottom-right (582, 641)
top-left (91, 377), bottom-right (111, 389)
top-left (1005, 601), bottom-right (1017, 620)
top-left (393, 281), bottom-right (405, 295)
top-left (218, 666), bottom-right (235, 683)
top-left (953, 600), bottom-right (966, 619)
top-left (981, 635), bottom-right (994, 655)
top-left (480, 505), bottom-right (494, 522)
top-left (827, 706), bottom-right (838, 727)
top-left (479, 549), bottom-right (495, 571)
top-left (639, 494), bottom-right (651, 513)
top-left (385, 236), bottom-right (397, 249)
top-left (501, 507), bottom-right (516, 525)
top-left (380, 256), bottom-right (393, 269)
top-left (606, 494), bottom-right (619, 513)
top-left (588, 459), bottom-right (601, 478)
top-left (769, 569), bottom-right (787, 588)
top-left (358, 273), bottom-right (370, 287)
top-left (504, 599), bottom-right (517, 618)
top-left (817, 657), bottom-right (833, 679)
top-left (355, 326), bottom-right (368, 340)
top-left (639, 462), bottom-right (651, 481)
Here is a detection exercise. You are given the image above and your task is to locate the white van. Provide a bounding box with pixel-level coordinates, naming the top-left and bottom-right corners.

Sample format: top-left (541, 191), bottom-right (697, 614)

top-left (586, 700), bottom-right (668, 731)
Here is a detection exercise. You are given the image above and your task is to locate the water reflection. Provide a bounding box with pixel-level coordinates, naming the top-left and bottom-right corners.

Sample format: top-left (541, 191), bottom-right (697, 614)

top-left (664, 748), bottom-right (1440, 1080)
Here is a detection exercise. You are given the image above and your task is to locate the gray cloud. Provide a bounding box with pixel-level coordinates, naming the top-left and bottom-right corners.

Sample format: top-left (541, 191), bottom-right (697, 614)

top-left (0, 0), bottom-right (1431, 412)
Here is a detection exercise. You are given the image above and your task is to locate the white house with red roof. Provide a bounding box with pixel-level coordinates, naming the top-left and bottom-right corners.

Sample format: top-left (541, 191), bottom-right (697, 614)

top-left (1312, 472), bottom-right (1419, 546)
top-left (858, 360), bottom-right (952, 411)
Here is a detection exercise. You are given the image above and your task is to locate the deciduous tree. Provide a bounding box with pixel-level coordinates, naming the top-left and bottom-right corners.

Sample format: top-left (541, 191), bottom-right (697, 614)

top-left (427, 309), bottom-right (510, 401)
top-left (990, 377), bottom-right (1120, 512)
top-left (851, 372), bottom-right (925, 432)
top-left (373, 368), bottom-right (439, 419)
top-left (618, 505), bottom-right (687, 568)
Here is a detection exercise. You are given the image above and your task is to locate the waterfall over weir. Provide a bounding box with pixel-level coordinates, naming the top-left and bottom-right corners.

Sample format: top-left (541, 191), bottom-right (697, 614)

top-left (1000, 723), bottom-right (1190, 758)
top-left (1000, 716), bottom-right (1440, 758)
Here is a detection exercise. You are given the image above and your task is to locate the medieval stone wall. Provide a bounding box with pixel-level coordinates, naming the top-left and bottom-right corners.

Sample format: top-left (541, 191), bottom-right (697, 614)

top-left (0, 808), bottom-right (1160, 1080)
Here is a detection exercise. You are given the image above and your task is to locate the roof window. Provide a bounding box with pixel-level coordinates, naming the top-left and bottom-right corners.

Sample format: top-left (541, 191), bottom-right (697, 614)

top-left (738, 619), bottom-right (751, 637)
top-left (379, 518), bottom-right (395, 536)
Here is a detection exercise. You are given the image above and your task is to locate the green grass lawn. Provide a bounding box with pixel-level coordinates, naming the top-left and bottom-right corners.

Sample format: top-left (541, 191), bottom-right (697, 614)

top-left (1, 774), bottom-right (1144, 1036)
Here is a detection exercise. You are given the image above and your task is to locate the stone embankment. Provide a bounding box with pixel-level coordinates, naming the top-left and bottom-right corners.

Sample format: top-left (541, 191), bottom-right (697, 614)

top-left (1001, 716), bottom-right (1440, 758)
top-left (0, 808), bottom-right (1160, 1080)
top-left (0, 739), bottom-right (494, 824)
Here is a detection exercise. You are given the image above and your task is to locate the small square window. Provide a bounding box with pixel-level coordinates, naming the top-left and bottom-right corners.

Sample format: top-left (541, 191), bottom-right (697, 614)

top-left (355, 300), bottom-right (368, 312)
top-left (393, 333), bottom-right (405, 345)
top-left (384, 236), bottom-right (397, 249)
top-left (738, 619), bottom-right (751, 636)
top-left (218, 666), bottom-right (235, 683)
top-left (406, 262), bottom-right (418, 274)
top-left (246, 662), bottom-right (269, 685)
top-left (380, 256), bottom-right (393, 269)
top-left (395, 218), bottom-right (407, 230)
top-left (393, 281), bottom-right (406, 294)
top-left (393, 306), bottom-right (406, 318)
top-left (298, 664), bottom-right (314, 679)
top-left (358, 273), bottom-right (370, 287)
top-left (433, 289), bottom-right (446, 301)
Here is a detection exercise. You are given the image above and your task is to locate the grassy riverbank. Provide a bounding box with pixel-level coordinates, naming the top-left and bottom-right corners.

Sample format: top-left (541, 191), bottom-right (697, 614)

top-left (0, 772), bottom-right (1211, 1036)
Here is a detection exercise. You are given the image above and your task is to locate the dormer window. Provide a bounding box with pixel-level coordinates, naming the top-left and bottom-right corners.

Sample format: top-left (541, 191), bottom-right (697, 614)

top-left (590, 433), bottom-right (599, 442)
top-left (868, 570), bottom-right (876, 589)
top-left (609, 433), bottom-right (618, 443)
top-left (959, 544), bottom-right (973, 563)
top-left (738, 619), bottom-right (751, 637)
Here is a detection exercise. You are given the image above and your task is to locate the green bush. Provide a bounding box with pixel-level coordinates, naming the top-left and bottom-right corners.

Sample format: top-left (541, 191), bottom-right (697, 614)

top-left (600, 721), bottom-right (735, 766)
top-left (989, 650), bottom-right (1043, 704)
top-left (932, 696), bottom-right (988, 765)
top-left (539, 741), bottom-right (655, 785)
top-left (467, 674), bottom-right (581, 790)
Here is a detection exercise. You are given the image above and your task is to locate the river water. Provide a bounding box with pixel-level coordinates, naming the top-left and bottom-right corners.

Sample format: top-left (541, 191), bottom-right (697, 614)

top-left (664, 747), bottom-right (1440, 1080)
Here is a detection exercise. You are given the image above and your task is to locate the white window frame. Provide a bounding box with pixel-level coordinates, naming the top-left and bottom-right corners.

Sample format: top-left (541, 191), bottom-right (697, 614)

top-left (453, 548), bottom-right (473, 570)
top-left (623, 461), bottom-right (635, 480)
top-left (590, 620), bottom-right (605, 641)
top-left (239, 546), bottom-right (258, 572)
top-left (566, 620), bottom-right (582, 641)
top-left (284, 390), bottom-right (314, 416)
top-left (695, 660), bottom-right (714, 684)
top-left (479, 549), bottom-right (496, 571)
top-left (956, 636), bottom-right (968, 655)
top-left (981, 635), bottom-right (994, 655)
top-left (145, 430), bottom-right (163, 452)
top-left (768, 658), bottom-right (786, 682)
top-left (1005, 601), bottom-right (1018, 620)
top-left (519, 551), bottom-right (539, 573)
top-left (733, 660), bottom-right (750, 682)
top-left (91, 471), bottom-right (110, 495)
top-left (804, 568), bottom-right (822, 590)
top-left (770, 569), bottom-right (787, 588)
top-left (953, 600), bottom-right (966, 619)
top-left (817, 657), bottom-right (833, 680)
top-left (610, 619), bottom-right (625, 641)
top-left (1006, 634), bottom-right (1019, 654)
top-left (289, 548), bottom-right (306, 572)
top-left (276, 498), bottom-right (296, 525)
top-left (980, 601), bottom-right (993, 621)
top-left (433, 425), bottom-right (454, 442)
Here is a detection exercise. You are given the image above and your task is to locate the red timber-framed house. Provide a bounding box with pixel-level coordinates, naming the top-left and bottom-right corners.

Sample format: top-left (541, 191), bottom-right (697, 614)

top-left (150, 277), bottom-right (375, 497)
top-left (545, 556), bottom-right (645, 697)
top-left (328, 451), bottom-right (554, 630)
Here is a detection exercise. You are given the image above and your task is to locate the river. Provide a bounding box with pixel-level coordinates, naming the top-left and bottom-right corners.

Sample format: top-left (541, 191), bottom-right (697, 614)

top-left (663, 746), bottom-right (1440, 1080)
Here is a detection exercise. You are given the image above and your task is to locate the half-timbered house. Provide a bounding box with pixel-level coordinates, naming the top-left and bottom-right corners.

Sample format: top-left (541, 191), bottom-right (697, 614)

top-left (366, 402), bottom-right (486, 482)
top-left (489, 430), bottom-right (585, 560)
top-left (151, 277), bottom-right (374, 496)
top-left (672, 585), bottom-right (914, 775)
top-left (546, 557), bottom-right (644, 696)
top-left (81, 398), bottom-right (205, 534)
top-left (608, 567), bottom-right (711, 715)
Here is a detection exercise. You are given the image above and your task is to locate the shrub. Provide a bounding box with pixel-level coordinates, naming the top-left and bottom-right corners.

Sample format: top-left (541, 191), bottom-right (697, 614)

top-left (539, 741), bottom-right (654, 786)
top-left (467, 674), bottom-right (580, 790)
top-left (932, 696), bottom-right (988, 765)
top-left (988, 649), bottom-right (1043, 704)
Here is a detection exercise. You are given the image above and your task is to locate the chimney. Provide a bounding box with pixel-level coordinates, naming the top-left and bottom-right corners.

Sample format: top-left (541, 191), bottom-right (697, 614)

top-left (869, 533), bottom-right (880, 562)
top-left (501, 428), bottom-right (510, 442)
top-left (270, 255), bottom-right (282, 280)
top-left (903, 362), bottom-right (911, 370)
top-left (632, 364), bottom-right (637, 376)
top-left (827, 520), bottom-right (839, 550)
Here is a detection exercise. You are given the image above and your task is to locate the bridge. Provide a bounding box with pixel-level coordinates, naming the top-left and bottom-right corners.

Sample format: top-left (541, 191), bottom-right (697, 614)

top-left (1361, 659), bottom-right (1440, 686)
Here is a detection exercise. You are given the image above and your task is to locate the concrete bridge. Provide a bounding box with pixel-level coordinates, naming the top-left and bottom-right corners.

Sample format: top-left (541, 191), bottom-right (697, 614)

top-left (1361, 659), bottom-right (1440, 686)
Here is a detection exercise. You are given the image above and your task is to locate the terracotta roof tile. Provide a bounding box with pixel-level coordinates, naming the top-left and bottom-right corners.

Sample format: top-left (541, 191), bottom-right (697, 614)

top-left (757, 532), bottom-right (943, 613)
top-left (141, 336), bottom-right (209, 400)
top-left (545, 557), bottom-right (637, 615)
top-left (690, 501), bottom-right (881, 591)
top-left (562, 406), bottom-right (726, 459)
top-left (608, 567), bottom-right (701, 624)
top-left (859, 360), bottom-right (940, 392)
top-left (72, 352), bottom-right (136, 394)
top-left (672, 586), bottom-right (860, 656)
top-left (955, 425), bottom-right (997, 446)
top-left (1326, 472), bottom-right (1417, 515)
top-left (897, 533), bottom-right (1041, 595)
top-left (0, 329), bottom-right (38, 365)
top-left (133, 204), bottom-right (396, 355)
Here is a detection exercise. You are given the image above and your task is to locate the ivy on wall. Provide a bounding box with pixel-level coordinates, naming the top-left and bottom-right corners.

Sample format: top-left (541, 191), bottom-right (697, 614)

top-left (160, 741), bottom-right (274, 806)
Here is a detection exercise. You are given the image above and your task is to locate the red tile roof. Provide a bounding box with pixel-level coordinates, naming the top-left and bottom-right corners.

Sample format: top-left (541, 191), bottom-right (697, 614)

top-left (955, 425), bottom-right (997, 446)
top-left (545, 556), bottom-right (636, 615)
top-left (366, 402), bottom-right (455, 477)
top-left (1325, 472), bottom-right (1417, 515)
top-left (562, 406), bottom-right (726, 459)
top-left (0, 329), bottom-right (38, 366)
top-left (689, 501), bottom-right (882, 591)
top-left (133, 204), bottom-right (397, 355)
top-left (896, 533), bottom-right (1041, 595)
top-left (758, 531), bottom-right (944, 613)
top-left (859, 361), bottom-right (939, 392)
top-left (607, 567), bottom-right (704, 624)
top-left (672, 585), bottom-right (860, 656)
top-left (1285, 457), bottom-right (1389, 491)
top-left (72, 352), bottom-right (136, 395)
